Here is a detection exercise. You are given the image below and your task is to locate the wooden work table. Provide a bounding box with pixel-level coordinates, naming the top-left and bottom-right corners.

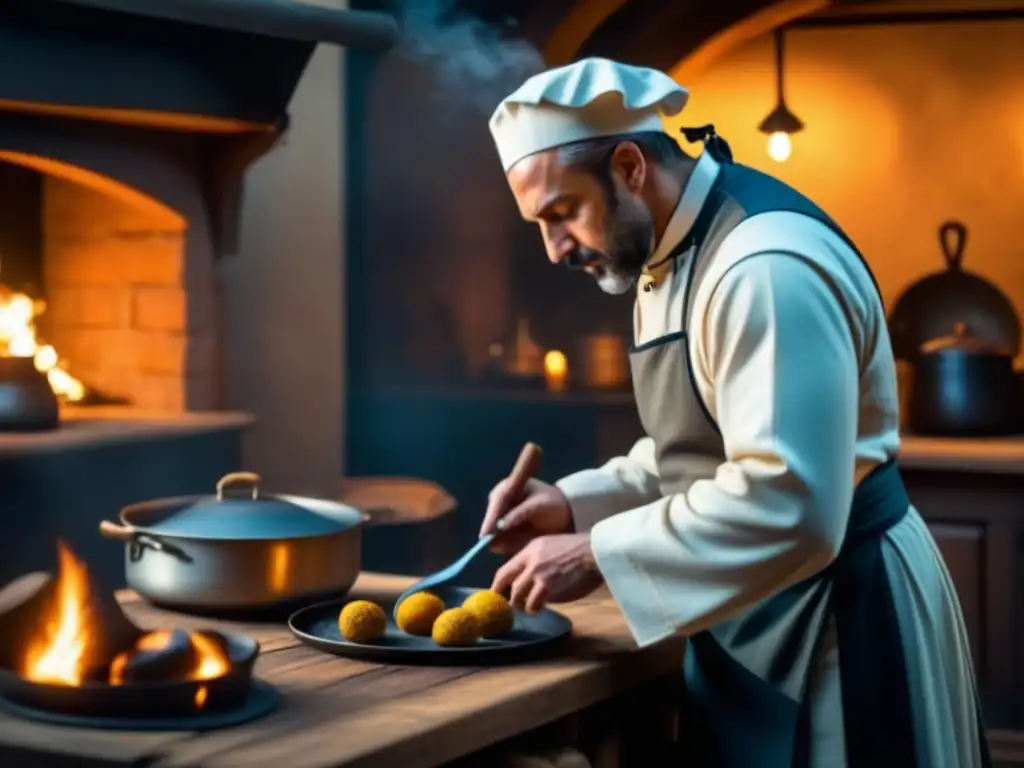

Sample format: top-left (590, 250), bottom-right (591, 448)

top-left (0, 573), bottom-right (685, 768)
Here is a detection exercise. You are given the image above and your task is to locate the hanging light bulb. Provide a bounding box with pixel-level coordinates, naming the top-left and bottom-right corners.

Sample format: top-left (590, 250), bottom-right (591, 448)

top-left (758, 27), bottom-right (804, 163)
top-left (767, 131), bottom-right (792, 163)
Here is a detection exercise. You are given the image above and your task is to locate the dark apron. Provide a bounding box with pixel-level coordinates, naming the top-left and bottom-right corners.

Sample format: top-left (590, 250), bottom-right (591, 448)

top-left (628, 146), bottom-right (991, 766)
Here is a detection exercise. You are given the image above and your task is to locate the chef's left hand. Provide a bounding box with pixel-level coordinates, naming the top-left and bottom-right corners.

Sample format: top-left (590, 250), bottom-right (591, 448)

top-left (491, 533), bottom-right (604, 614)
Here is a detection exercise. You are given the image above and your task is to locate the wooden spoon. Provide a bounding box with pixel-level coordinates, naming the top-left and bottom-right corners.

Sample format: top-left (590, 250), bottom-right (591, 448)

top-left (391, 442), bottom-right (542, 618)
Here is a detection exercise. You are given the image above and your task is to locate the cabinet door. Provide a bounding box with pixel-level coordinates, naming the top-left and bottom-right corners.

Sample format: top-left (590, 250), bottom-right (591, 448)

top-left (927, 523), bottom-right (984, 668)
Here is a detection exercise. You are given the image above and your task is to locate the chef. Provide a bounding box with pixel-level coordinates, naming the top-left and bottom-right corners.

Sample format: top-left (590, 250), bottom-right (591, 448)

top-left (479, 57), bottom-right (989, 767)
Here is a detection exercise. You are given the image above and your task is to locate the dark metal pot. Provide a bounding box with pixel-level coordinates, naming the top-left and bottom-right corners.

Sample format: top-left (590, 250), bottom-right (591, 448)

top-left (99, 472), bottom-right (376, 612)
top-left (0, 356), bottom-right (59, 432)
top-left (907, 323), bottom-right (1021, 437)
top-left (889, 222), bottom-right (1021, 362)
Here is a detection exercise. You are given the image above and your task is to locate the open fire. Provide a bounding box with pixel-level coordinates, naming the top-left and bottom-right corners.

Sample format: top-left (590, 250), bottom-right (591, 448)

top-left (0, 262), bottom-right (84, 402)
top-left (21, 543), bottom-right (91, 686)
top-left (20, 543), bottom-right (230, 702)
top-left (0, 541), bottom-right (262, 724)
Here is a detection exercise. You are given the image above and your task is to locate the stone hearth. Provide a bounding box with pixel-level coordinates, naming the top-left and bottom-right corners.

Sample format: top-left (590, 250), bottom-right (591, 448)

top-left (0, 0), bottom-right (395, 434)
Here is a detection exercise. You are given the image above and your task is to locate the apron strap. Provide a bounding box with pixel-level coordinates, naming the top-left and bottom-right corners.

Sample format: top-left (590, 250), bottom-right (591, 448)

top-left (681, 124), bottom-right (734, 165)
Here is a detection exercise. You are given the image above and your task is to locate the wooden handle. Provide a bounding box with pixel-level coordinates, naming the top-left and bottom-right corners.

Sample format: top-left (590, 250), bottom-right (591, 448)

top-left (506, 442), bottom-right (542, 501)
top-left (216, 471), bottom-right (261, 501)
top-left (99, 520), bottom-right (134, 542)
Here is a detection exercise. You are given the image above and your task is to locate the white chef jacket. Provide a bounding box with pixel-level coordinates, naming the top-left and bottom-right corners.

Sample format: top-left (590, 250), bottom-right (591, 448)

top-left (557, 151), bottom-right (899, 645)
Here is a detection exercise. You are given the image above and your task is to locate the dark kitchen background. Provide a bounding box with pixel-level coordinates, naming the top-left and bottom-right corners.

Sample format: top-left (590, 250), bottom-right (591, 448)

top-left (347, 0), bottom-right (1024, 567)
top-left (340, 0), bottom-right (1024, 736)
top-left (2, 0), bottom-right (1024, 748)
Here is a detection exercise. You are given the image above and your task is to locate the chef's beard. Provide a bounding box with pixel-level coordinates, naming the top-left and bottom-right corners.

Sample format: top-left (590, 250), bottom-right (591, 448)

top-left (565, 192), bottom-right (654, 295)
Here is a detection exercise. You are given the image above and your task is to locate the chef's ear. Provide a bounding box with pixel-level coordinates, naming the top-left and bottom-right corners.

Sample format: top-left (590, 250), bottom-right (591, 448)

top-left (609, 141), bottom-right (647, 194)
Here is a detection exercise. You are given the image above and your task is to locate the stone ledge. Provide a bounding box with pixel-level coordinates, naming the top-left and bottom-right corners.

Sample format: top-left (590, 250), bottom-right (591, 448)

top-left (899, 435), bottom-right (1024, 475)
top-left (0, 406), bottom-right (253, 456)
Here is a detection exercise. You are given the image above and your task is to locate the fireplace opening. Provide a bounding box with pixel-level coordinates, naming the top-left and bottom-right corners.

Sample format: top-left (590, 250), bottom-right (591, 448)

top-left (0, 153), bottom-right (216, 413)
top-left (0, 0), bottom-right (399, 442)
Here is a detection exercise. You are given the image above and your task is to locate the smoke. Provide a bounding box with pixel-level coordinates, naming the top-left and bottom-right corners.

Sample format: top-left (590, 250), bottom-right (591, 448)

top-left (389, 0), bottom-right (545, 117)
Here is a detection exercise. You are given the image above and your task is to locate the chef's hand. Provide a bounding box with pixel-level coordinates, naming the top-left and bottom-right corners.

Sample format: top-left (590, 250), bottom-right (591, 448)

top-left (479, 477), bottom-right (574, 555)
top-left (491, 533), bottom-right (603, 614)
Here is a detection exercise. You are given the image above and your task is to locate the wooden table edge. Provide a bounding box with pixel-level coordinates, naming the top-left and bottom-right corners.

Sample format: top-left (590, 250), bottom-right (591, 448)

top-left (18, 575), bottom-right (686, 768)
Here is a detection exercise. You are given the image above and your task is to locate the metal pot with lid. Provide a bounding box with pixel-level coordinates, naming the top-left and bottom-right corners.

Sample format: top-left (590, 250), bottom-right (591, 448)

top-left (99, 471), bottom-right (455, 613)
top-left (907, 322), bottom-right (1021, 436)
top-left (889, 221), bottom-right (1021, 361)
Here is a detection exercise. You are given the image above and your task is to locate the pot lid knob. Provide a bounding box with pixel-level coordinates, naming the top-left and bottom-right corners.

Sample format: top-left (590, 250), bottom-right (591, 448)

top-left (216, 472), bottom-right (261, 501)
top-left (919, 321), bottom-right (1010, 355)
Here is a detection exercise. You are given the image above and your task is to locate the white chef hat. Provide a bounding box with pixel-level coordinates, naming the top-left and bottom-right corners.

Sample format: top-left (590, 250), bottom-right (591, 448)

top-left (488, 57), bottom-right (690, 172)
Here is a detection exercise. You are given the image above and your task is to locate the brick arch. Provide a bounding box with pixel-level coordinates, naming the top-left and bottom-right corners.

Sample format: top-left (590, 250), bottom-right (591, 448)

top-left (542, 0), bottom-right (630, 66)
top-left (0, 150), bottom-right (186, 229)
top-left (542, 0), bottom-right (834, 79)
top-left (669, 0), bottom-right (831, 83)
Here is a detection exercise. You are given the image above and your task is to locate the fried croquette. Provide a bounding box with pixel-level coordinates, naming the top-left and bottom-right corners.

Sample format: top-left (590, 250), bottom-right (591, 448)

top-left (462, 589), bottom-right (515, 638)
top-left (338, 600), bottom-right (387, 643)
top-left (395, 591), bottom-right (445, 636)
top-left (431, 607), bottom-right (480, 647)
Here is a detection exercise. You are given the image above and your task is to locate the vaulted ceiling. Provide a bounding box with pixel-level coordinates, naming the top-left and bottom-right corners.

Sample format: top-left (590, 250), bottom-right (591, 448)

top-left (356, 0), bottom-right (838, 76)
top-left (356, 0), bottom-right (1023, 80)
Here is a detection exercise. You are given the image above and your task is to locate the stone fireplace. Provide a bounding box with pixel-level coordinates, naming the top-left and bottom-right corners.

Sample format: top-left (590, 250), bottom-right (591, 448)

top-left (0, 0), bottom-right (397, 589)
top-left (39, 174), bottom-right (212, 412)
top-left (0, 142), bottom-right (219, 413)
top-left (0, 0), bottom-right (395, 431)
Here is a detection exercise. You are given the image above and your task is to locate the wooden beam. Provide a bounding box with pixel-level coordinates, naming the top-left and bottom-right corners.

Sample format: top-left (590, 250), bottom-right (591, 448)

top-left (786, 7), bottom-right (1024, 28)
top-left (56, 0), bottom-right (400, 50)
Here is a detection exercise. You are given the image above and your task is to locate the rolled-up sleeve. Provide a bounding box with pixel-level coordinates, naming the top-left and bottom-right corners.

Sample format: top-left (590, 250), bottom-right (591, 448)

top-left (591, 250), bottom-right (860, 646)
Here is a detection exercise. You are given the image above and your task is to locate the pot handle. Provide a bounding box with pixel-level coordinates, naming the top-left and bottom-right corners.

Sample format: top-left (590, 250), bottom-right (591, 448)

top-left (98, 520), bottom-right (192, 563)
top-left (216, 471), bottom-right (262, 501)
top-left (939, 221), bottom-right (967, 271)
top-left (99, 520), bottom-right (134, 542)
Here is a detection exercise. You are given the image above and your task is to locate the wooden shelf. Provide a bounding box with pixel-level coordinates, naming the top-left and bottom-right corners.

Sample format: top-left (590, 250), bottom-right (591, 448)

top-left (357, 387), bottom-right (1024, 474)
top-left (899, 435), bottom-right (1024, 475)
top-left (358, 386), bottom-right (636, 407)
top-left (0, 406), bottom-right (254, 456)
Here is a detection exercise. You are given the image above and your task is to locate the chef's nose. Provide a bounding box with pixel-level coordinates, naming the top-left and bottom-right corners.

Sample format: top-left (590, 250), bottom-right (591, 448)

top-left (546, 235), bottom-right (576, 265)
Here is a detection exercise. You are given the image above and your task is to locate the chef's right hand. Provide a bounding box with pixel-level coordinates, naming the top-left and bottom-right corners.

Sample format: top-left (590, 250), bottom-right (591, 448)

top-left (479, 478), bottom-right (574, 555)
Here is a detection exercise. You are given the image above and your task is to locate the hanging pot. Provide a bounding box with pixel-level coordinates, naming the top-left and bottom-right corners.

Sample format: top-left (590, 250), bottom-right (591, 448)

top-left (907, 322), bottom-right (1021, 437)
top-left (0, 356), bottom-right (59, 432)
top-left (888, 222), bottom-right (1020, 361)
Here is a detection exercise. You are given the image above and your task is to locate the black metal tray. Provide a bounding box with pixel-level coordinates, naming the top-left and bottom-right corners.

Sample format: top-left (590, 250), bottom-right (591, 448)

top-left (287, 586), bottom-right (573, 665)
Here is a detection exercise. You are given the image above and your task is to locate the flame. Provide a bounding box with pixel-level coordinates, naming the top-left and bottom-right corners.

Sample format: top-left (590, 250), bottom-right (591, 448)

top-left (23, 543), bottom-right (232, 701)
top-left (543, 349), bottom-right (569, 393)
top-left (0, 260), bottom-right (85, 401)
top-left (108, 630), bottom-right (231, 696)
top-left (107, 630), bottom-right (178, 686)
top-left (22, 542), bottom-right (92, 686)
top-left (190, 633), bottom-right (231, 681)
